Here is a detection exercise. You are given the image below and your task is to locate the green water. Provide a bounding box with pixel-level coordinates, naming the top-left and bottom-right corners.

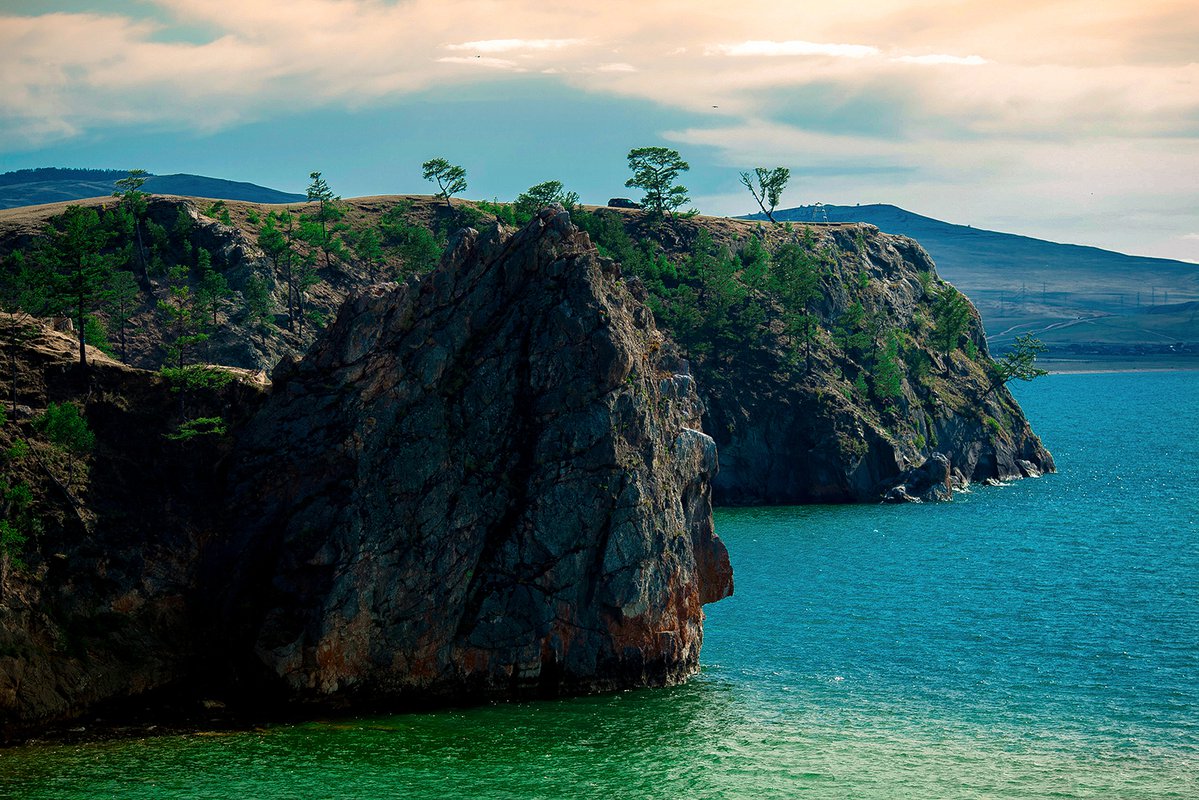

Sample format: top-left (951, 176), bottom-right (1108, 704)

top-left (2, 372), bottom-right (1196, 798)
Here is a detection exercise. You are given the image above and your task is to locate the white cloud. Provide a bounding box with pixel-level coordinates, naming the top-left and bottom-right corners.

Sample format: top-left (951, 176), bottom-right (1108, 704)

top-left (436, 56), bottom-right (522, 70)
top-left (597, 62), bottom-right (636, 72)
top-left (711, 40), bottom-right (880, 58)
top-left (445, 38), bottom-right (584, 53)
top-left (893, 54), bottom-right (988, 65)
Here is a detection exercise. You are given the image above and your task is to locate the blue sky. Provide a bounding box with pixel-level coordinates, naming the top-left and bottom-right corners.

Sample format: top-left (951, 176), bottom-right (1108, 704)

top-left (2, 1), bottom-right (1197, 261)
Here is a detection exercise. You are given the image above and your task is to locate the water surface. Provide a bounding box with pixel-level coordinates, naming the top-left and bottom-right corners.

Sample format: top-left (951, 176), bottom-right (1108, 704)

top-left (3, 372), bottom-right (1196, 798)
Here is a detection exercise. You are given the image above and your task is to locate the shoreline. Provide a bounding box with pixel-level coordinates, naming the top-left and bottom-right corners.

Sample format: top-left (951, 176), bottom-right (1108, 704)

top-left (1041, 356), bottom-right (1199, 374)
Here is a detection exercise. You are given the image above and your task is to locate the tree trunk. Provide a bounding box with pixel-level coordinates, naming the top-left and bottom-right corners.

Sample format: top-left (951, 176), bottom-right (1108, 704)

top-left (133, 219), bottom-right (152, 292)
top-left (77, 308), bottom-right (87, 372)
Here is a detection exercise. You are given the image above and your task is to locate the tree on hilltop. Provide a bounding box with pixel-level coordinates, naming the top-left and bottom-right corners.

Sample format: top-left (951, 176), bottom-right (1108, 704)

top-left (113, 168), bottom-right (152, 291)
top-left (625, 147), bottom-right (691, 217)
top-left (740, 167), bottom-right (790, 223)
top-left (515, 180), bottom-right (579, 218)
top-left (302, 172), bottom-right (349, 270)
top-left (421, 158), bottom-right (467, 209)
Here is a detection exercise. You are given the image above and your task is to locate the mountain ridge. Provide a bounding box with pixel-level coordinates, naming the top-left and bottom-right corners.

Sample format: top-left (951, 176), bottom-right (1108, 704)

top-left (749, 204), bottom-right (1199, 357)
top-left (0, 168), bottom-right (304, 209)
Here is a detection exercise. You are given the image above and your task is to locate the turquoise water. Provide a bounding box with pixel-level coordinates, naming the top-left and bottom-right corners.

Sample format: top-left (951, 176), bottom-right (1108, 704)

top-left (3, 372), bottom-right (1197, 798)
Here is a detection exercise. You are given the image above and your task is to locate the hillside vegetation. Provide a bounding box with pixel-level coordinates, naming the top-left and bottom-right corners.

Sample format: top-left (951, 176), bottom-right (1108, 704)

top-left (0, 190), bottom-right (1051, 505)
top-left (758, 204), bottom-right (1199, 364)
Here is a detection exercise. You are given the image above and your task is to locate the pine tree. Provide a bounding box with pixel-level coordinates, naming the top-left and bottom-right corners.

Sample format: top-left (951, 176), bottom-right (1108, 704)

top-left (303, 172), bottom-right (349, 270)
top-left (113, 169), bottom-right (152, 291)
top-left (34, 402), bottom-right (94, 489)
top-left (104, 270), bottom-right (140, 361)
top-left (33, 206), bottom-right (117, 372)
top-left (625, 147), bottom-right (690, 217)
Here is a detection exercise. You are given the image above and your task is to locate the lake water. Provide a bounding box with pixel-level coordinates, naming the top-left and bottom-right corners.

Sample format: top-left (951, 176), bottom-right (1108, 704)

top-left (2, 371), bottom-right (1196, 798)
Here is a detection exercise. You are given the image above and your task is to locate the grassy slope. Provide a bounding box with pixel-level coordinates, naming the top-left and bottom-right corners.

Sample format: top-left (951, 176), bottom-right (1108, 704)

top-left (759, 204), bottom-right (1199, 355)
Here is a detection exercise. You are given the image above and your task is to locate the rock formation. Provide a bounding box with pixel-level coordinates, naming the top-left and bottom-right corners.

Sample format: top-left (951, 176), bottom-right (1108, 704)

top-left (640, 223), bottom-right (1056, 504)
top-left (226, 207), bottom-right (732, 704)
top-left (0, 208), bottom-right (732, 736)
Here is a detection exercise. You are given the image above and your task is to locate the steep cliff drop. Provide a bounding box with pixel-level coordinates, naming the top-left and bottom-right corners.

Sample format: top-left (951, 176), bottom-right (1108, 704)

top-left (228, 207), bottom-right (733, 707)
top-left (688, 226), bottom-right (1055, 505)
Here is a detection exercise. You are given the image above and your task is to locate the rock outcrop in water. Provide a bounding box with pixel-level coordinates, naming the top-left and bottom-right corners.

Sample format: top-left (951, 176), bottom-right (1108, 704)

top-left (227, 207), bottom-right (732, 703)
top-left (0, 209), bottom-right (731, 737)
top-left (687, 226), bottom-right (1054, 504)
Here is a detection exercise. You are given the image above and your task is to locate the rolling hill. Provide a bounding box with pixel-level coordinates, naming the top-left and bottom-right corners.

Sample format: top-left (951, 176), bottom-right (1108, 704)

top-left (0, 168), bottom-right (304, 209)
top-left (751, 204), bottom-right (1199, 364)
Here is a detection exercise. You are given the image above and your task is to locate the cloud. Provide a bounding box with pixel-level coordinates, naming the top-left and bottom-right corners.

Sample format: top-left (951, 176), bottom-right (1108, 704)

top-left (711, 40), bottom-right (880, 58)
top-left (437, 56), bottom-right (522, 70)
top-left (445, 38), bottom-right (585, 53)
top-left (893, 54), bottom-right (988, 66)
top-left (597, 62), bottom-right (637, 73)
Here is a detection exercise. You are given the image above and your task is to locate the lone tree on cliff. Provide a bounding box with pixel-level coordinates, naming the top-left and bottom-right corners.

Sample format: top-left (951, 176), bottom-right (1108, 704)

top-left (625, 147), bottom-right (690, 217)
top-left (740, 167), bottom-right (790, 223)
top-left (989, 334), bottom-right (1049, 390)
top-left (421, 158), bottom-right (468, 209)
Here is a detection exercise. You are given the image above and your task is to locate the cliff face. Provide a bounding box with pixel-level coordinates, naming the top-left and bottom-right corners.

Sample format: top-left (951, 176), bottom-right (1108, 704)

top-left (692, 226), bottom-right (1054, 504)
top-left (226, 207), bottom-right (731, 703)
top-left (0, 209), bottom-right (732, 736)
top-left (0, 327), bottom-right (262, 734)
top-left (0, 196), bottom-right (1054, 507)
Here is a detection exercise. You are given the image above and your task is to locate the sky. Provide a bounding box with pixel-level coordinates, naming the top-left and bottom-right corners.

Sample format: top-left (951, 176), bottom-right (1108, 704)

top-left (1, 1), bottom-right (1197, 262)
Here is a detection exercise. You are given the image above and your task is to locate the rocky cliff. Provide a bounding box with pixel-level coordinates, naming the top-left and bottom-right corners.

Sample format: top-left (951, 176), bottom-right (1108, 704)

top-left (0, 326), bottom-right (262, 735)
top-left (0, 208), bottom-right (731, 737)
top-left (227, 207), bottom-right (731, 704)
top-left (691, 226), bottom-right (1054, 504)
top-left (0, 194), bottom-right (1054, 505)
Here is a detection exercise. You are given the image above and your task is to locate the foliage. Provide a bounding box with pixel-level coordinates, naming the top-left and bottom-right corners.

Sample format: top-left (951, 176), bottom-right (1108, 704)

top-left (991, 334), bottom-right (1049, 387)
top-left (0, 414), bottom-right (37, 572)
top-left (30, 205), bottom-right (118, 370)
top-left (83, 315), bottom-right (113, 355)
top-left (378, 203), bottom-right (443, 274)
top-left (204, 200), bottom-right (233, 226)
top-left (195, 265), bottom-right (231, 328)
top-left (349, 226), bottom-right (384, 272)
top-left (258, 210), bottom-right (312, 331)
top-left (113, 168), bottom-right (151, 287)
top-left (930, 286), bottom-right (972, 354)
top-left (421, 158), bottom-right (468, 207)
top-left (872, 335), bottom-right (903, 400)
top-left (514, 181), bottom-right (579, 219)
top-left (34, 401), bottom-right (94, 489)
top-left (157, 265), bottom-right (208, 370)
top-left (104, 269), bottom-right (140, 361)
top-left (625, 147), bottom-right (690, 217)
top-left (35, 402), bottom-right (95, 457)
top-left (473, 200), bottom-right (522, 227)
top-left (834, 301), bottom-right (871, 356)
top-left (740, 167), bottom-right (789, 223)
top-left (165, 416), bottom-right (228, 441)
top-left (771, 242), bottom-right (826, 370)
top-left (302, 172), bottom-right (349, 270)
top-left (242, 271), bottom-right (274, 330)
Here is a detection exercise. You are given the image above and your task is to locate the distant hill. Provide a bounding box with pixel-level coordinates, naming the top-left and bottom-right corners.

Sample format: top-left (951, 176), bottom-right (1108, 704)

top-left (749, 204), bottom-right (1199, 358)
top-left (0, 168), bottom-right (304, 209)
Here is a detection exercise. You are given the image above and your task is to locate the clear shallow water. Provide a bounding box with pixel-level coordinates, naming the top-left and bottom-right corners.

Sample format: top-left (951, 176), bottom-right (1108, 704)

top-left (3, 372), bottom-right (1197, 799)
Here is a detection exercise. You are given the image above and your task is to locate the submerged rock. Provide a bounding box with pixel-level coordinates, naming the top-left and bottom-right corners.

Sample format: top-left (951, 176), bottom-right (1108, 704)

top-left (228, 207), bottom-right (732, 704)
